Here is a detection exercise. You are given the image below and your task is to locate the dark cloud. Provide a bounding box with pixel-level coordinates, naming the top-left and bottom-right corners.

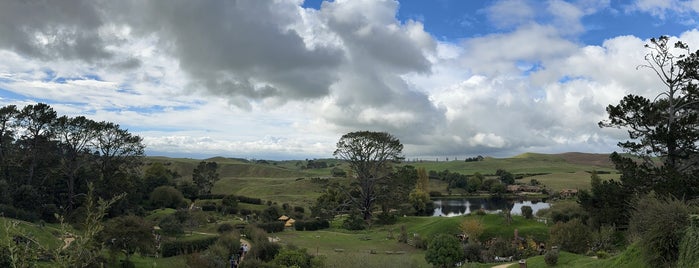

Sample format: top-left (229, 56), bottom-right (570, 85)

top-left (0, 0), bottom-right (111, 61)
top-left (113, 0), bottom-right (345, 105)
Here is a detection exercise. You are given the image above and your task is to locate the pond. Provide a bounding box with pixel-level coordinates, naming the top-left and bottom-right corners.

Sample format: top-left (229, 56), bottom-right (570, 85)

top-left (431, 197), bottom-right (550, 217)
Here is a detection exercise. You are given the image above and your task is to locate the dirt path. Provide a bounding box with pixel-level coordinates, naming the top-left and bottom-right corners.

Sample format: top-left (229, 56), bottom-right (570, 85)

top-left (491, 263), bottom-right (515, 268)
top-left (62, 237), bottom-right (75, 249)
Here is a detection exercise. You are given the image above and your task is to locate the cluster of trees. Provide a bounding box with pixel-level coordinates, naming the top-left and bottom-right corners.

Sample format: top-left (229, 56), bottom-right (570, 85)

top-left (429, 169), bottom-right (515, 193)
top-left (0, 103), bottom-right (145, 222)
top-left (574, 36), bottom-right (699, 267)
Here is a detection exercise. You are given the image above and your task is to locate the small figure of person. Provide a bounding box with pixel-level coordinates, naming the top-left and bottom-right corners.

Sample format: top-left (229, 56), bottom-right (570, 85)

top-left (242, 243), bottom-right (249, 258)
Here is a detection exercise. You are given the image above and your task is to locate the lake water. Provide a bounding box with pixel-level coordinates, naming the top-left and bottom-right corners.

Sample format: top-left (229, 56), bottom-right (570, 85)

top-left (431, 197), bottom-right (550, 217)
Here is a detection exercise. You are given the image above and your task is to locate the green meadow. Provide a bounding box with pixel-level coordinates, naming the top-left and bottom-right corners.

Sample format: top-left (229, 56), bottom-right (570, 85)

top-left (2, 152), bottom-right (628, 267)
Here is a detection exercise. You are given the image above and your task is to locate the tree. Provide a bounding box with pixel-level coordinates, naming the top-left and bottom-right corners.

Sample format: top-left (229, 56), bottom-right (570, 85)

top-left (496, 169), bottom-right (515, 185)
top-left (599, 36), bottom-right (699, 198)
top-left (425, 234), bottom-right (465, 268)
top-left (192, 161), bottom-right (219, 195)
top-left (548, 218), bottom-right (591, 254)
top-left (460, 218), bottom-right (485, 242)
top-left (102, 215), bottom-right (155, 261)
top-left (150, 186), bottom-right (187, 209)
top-left (16, 103), bottom-right (57, 186)
top-left (55, 116), bottom-right (99, 210)
top-left (333, 131), bottom-right (403, 220)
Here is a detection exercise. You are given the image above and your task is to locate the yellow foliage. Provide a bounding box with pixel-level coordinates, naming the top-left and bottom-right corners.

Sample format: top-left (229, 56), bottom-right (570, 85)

top-left (460, 218), bottom-right (485, 242)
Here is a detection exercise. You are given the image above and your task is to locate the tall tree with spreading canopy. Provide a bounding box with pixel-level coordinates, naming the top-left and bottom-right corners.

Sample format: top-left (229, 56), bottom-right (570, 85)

top-left (192, 161), bottom-right (220, 195)
top-left (334, 131), bottom-right (403, 220)
top-left (600, 36), bottom-right (699, 198)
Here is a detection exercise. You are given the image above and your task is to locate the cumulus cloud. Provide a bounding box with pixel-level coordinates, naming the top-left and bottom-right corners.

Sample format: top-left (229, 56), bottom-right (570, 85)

top-left (0, 0), bottom-right (697, 160)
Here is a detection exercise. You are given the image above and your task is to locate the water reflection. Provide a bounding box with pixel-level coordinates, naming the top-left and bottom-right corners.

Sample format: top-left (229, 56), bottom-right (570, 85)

top-left (431, 197), bottom-right (550, 217)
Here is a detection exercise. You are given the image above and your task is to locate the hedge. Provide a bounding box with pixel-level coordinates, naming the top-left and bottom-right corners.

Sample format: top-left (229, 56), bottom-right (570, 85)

top-left (256, 222), bottom-right (285, 233)
top-left (161, 236), bottom-right (219, 257)
top-left (294, 219), bottom-right (330, 231)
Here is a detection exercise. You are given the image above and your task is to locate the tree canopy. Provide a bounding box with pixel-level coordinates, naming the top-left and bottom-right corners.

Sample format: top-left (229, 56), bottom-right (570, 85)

top-left (333, 131), bottom-right (403, 220)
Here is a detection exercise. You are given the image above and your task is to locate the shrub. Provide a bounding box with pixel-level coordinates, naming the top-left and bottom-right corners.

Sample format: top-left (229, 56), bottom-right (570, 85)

top-left (463, 242), bottom-right (483, 263)
top-left (221, 195), bottom-right (238, 208)
top-left (158, 215), bottom-right (184, 236)
top-left (217, 223), bottom-right (235, 234)
top-left (150, 186), bottom-right (187, 209)
top-left (596, 250), bottom-right (610, 259)
top-left (548, 218), bottom-right (590, 254)
top-left (424, 234), bottom-right (465, 267)
top-left (248, 240), bottom-right (281, 262)
top-left (341, 213), bottom-right (365, 231)
top-left (544, 249), bottom-right (559, 266)
top-left (630, 193), bottom-right (692, 268)
top-left (237, 196), bottom-right (262, 205)
top-left (678, 215), bottom-right (699, 268)
top-left (256, 222), bottom-right (285, 233)
top-left (199, 201), bottom-right (217, 212)
top-left (0, 204), bottom-right (39, 222)
top-left (375, 211), bottom-right (397, 225)
top-left (294, 219), bottom-right (329, 231)
top-left (521, 205), bottom-right (533, 219)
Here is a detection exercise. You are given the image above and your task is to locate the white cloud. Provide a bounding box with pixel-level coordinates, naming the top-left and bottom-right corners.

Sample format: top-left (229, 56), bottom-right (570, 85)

top-left (0, 0), bottom-right (697, 160)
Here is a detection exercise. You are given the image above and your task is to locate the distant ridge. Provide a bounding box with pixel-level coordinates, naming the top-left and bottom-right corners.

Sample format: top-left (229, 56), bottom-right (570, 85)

top-left (512, 152), bottom-right (613, 168)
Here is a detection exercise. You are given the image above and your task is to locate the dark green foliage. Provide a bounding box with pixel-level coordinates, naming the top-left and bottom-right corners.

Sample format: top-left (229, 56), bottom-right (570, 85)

top-left (160, 236), bottom-right (219, 257)
top-left (521, 205), bottom-right (533, 219)
top-left (221, 194), bottom-right (238, 208)
top-left (375, 211), bottom-right (397, 225)
top-left (150, 186), bottom-right (187, 209)
top-left (239, 258), bottom-right (279, 268)
top-left (630, 193), bottom-right (692, 267)
top-left (293, 219), bottom-right (329, 231)
top-left (217, 223), bottom-right (235, 234)
top-left (192, 161), bottom-right (219, 195)
top-left (248, 240), bottom-right (281, 262)
top-left (341, 212), bottom-right (366, 230)
top-left (541, 201), bottom-right (587, 223)
top-left (677, 215), bottom-right (699, 268)
top-left (260, 206), bottom-right (282, 222)
top-left (158, 214), bottom-right (184, 236)
top-left (102, 215), bottom-right (156, 260)
top-left (544, 248), bottom-right (559, 266)
top-left (424, 234), bottom-right (464, 268)
top-left (237, 195), bottom-right (263, 205)
top-left (600, 36), bottom-right (699, 198)
top-left (496, 169), bottom-right (515, 185)
top-left (334, 131), bottom-right (404, 220)
top-left (578, 170), bottom-right (631, 228)
top-left (256, 222), bottom-right (285, 233)
top-left (273, 246), bottom-right (323, 268)
top-left (463, 242), bottom-right (483, 262)
top-left (0, 204), bottom-right (39, 222)
top-left (548, 218), bottom-right (590, 254)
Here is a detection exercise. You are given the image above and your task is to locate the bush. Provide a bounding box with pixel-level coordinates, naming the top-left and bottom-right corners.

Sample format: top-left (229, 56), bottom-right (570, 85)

top-left (238, 196), bottom-right (263, 205)
top-left (256, 222), bottom-right (285, 233)
top-left (0, 204), bottom-right (39, 222)
top-left (375, 211), bottom-right (397, 225)
top-left (150, 186), bottom-right (187, 209)
top-left (159, 215), bottom-right (184, 236)
top-left (630, 193), bottom-right (692, 268)
top-left (294, 219), bottom-right (329, 231)
top-left (217, 223), bottom-right (235, 234)
top-left (424, 234), bottom-right (464, 267)
top-left (521, 205), bottom-right (533, 219)
top-left (463, 242), bottom-right (483, 263)
top-left (199, 201), bottom-right (217, 212)
top-left (596, 250), bottom-right (610, 259)
top-left (548, 218), bottom-right (590, 254)
top-left (161, 236), bottom-right (219, 257)
top-left (248, 240), bottom-right (281, 262)
top-left (341, 213), bottom-right (365, 230)
top-left (544, 249), bottom-right (559, 266)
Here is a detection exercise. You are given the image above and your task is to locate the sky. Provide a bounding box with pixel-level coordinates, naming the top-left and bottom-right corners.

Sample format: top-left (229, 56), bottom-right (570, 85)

top-left (1, 0), bottom-right (699, 160)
